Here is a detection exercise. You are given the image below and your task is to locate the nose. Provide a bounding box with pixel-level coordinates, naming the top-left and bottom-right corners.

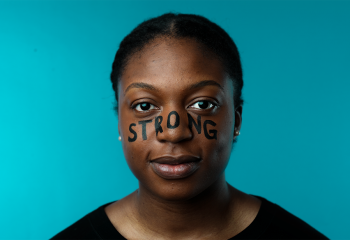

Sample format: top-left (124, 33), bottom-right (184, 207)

top-left (156, 110), bottom-right (193, 143)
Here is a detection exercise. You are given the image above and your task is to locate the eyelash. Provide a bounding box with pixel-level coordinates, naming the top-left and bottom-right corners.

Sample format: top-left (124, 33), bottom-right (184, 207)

top-left (132, 100), bottom-right (217, 112)
top-left (132, 102), bottom-right (157, 112)
top-left (189, 100), bottom-right (217, 110)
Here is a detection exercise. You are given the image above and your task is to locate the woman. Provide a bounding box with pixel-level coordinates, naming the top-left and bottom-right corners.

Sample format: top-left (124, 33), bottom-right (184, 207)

top-left (51, 13), bottom-right (328, 239)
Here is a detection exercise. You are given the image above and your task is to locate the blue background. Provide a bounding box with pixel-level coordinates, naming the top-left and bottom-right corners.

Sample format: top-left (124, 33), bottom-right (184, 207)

top-left (1, 0), bottom-right (349, 239)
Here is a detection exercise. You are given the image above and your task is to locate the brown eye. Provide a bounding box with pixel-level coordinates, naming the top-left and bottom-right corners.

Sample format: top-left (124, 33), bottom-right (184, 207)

top-left (134, 102), bottom-right (156, 112)
top-left (191, 100), bottom-right (216, 110)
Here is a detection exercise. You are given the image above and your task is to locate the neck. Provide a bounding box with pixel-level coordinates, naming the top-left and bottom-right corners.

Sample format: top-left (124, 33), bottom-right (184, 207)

top-left (132, 175), bottom-right (239, 239)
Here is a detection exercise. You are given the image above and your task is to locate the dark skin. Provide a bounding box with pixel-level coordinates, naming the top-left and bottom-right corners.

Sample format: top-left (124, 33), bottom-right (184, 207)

top-left (105, 37), bottom-right (261, 240)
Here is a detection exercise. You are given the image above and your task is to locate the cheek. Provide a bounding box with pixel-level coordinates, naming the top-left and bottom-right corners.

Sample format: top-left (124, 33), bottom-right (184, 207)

top-left (216, 112), bottom-right (235, 150)
top-left (119, 119), bottom-right (155, 182)
top-left (202, 111), bottom-right (234, 171)
top-left (121, 139), bottom-right (151, 182)
top-left (119, 119), bottom-right (141, 174)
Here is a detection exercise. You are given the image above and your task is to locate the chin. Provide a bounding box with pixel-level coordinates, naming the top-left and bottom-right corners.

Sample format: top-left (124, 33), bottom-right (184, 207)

top-left (140, 173), bottom-right (220, 203)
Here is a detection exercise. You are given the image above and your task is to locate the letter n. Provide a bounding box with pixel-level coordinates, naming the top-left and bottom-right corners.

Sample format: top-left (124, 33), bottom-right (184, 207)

top-left (188, 114), bottom-right (201, 134)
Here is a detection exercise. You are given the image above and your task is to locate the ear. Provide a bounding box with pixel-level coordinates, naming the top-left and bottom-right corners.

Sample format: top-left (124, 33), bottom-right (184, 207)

top-left (233, 106), bottom-right (242, 139)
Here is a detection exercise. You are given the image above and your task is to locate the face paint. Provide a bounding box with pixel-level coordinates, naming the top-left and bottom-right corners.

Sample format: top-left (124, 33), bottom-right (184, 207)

top-left (138, 119), bottom-right (153, 140)
top-left (188, 113), bottom-right (201, 134)
top-left (155, 116), bottom-right (163, 136)
top-left (203, 120), bottom-right (217, 140)
top-left (167, 111), bottom-right (180, 129)
top-left (128, 123), bottom-right (137, 142)
top-left (127, 111), bottom-right (217, 141)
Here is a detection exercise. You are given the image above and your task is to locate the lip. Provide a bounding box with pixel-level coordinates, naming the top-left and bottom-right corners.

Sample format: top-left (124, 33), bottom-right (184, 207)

top-left (150, 155), bottom-right (201, 179)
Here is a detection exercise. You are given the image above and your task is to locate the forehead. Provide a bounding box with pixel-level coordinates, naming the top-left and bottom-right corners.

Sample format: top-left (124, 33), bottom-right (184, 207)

top-left (119, 37), bottom-right (231, 96)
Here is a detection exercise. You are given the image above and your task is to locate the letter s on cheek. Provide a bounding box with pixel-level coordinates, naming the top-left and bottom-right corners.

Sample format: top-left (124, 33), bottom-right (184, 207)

top-left (203, 120), bottom-right (217, 140)
top-left (128, 123), bottom-right (137, 142)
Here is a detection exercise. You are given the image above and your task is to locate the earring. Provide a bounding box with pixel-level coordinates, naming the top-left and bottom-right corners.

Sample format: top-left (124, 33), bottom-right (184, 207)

top-left (235, 130), bottom-right (240, 136)
top-left (118, 136), bottom-right (121, 141)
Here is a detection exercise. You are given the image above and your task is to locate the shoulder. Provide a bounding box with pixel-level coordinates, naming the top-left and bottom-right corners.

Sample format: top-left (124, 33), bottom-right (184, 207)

top-left (50, 202), bottom-right (121, 240)
top-left (257, 196), bottom-right (329, 239)
top-left (50, 212), bottom-right (98, 240)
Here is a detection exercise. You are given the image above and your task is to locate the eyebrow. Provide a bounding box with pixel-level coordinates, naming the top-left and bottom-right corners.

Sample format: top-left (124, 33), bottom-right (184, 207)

top-left (124, 82), bottom-right (159, 95)
top-left (188, 80), bottom-right (224, 91)
top-left (124, 80), bottom-right (223, 95)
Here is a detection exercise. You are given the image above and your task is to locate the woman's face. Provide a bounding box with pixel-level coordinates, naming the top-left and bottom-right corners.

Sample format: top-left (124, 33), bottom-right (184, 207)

top-left (118, 37), bottom-right (241, 201)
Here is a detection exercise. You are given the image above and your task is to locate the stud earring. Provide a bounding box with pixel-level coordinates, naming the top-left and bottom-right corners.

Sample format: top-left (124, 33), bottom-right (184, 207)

top-left (118, 136), bottom-right (121, 141)
top-left (235, 130), bottom-right (240, 136)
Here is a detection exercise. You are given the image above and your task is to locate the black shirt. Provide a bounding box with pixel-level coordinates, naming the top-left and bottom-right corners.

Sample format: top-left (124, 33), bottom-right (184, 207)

top-left (51, 196), bottom-right (328, 239)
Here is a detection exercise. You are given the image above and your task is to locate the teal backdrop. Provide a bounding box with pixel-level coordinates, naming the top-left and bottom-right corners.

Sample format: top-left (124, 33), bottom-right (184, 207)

top-left (1, 0), bottom-right (349, 239)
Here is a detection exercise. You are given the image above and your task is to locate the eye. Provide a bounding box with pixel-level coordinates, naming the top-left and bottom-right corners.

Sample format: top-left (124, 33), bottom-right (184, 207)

top-left (190, 100), bottom-right (216, 110)
top-left (134, 102), bottom-right (156, 112)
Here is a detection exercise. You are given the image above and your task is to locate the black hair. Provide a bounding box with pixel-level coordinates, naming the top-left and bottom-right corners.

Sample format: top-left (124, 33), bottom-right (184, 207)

top-left (110, 13), bottom-right (243, 113)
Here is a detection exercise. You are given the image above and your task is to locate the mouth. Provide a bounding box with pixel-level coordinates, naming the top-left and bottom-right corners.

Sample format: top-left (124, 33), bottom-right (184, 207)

top-left (150, 155), bottom-right (201, 179)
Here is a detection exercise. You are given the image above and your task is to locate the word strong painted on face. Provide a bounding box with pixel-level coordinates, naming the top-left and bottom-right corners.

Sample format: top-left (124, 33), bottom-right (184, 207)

top-left (127, 111), bottom-right (217, 142)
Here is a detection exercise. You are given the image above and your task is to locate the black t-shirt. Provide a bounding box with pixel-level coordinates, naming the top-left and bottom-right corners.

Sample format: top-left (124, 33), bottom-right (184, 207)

top-left (51, 196), bottom-right (328, 239)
